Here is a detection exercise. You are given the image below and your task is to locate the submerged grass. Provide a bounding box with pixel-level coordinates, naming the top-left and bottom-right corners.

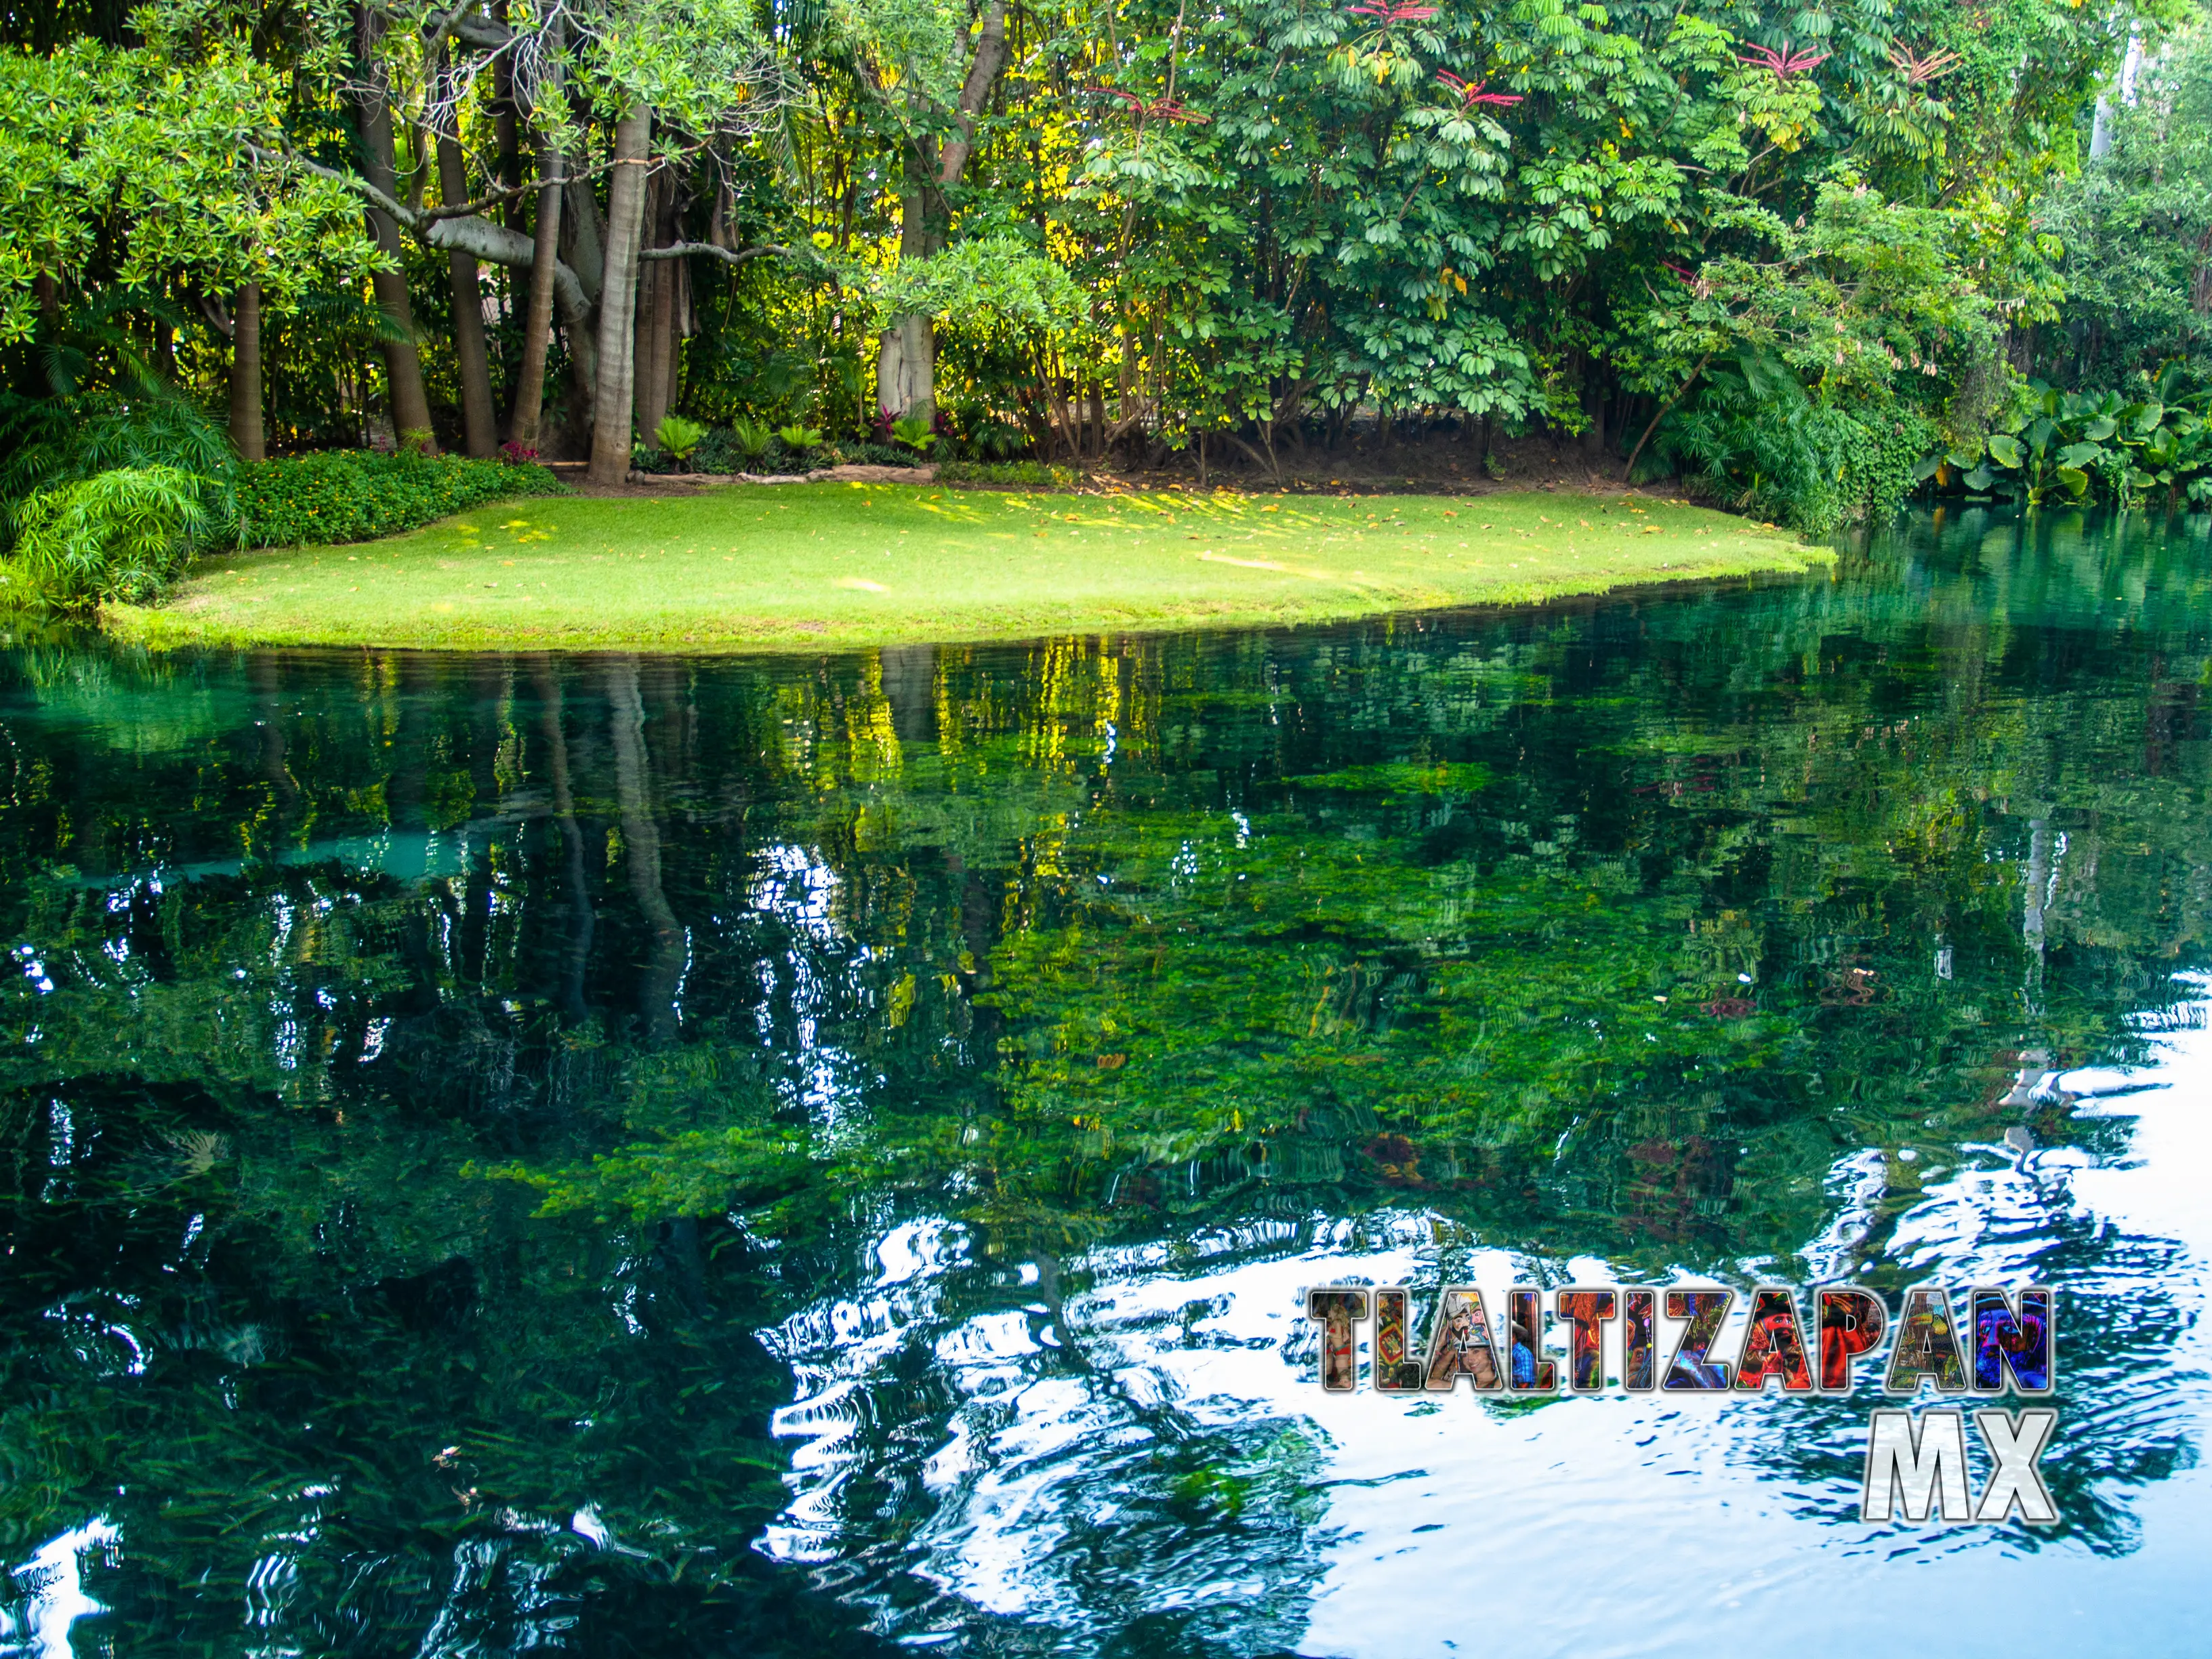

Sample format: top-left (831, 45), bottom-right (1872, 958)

top-left (104, 482), bottom-right (1826, 653)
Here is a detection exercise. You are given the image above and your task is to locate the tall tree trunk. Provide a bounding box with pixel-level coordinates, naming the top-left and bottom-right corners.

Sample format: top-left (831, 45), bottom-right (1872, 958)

top-left (492, 3), bottom-right (523, 230)
top-left (509, 134), bottom-right (565, 449)
top-left (874, 0), bottom-right (1010, 422)
top-left (588, 102), bottom-right (653, 487)
top-left (556, 112), bottom-right (602, 438)
top-left (876, 314), bottom-right (936, 424)
top-left (433, 41), bottom-right (498, 458)
top-left (634, 169), bottom-right (675, 442)
top-left (876, 179), bottom-right (938, 423)
top-left (228, 283), bottom-right (266, 462)
top-left (605, 657), bottom-right (684, 1045)
top-left (352, 5), bottom-right (436, 450)
top-left (529, 658), bottom-right (594, 1021)
top-left (1582, 362), bottom-right (1608, 459)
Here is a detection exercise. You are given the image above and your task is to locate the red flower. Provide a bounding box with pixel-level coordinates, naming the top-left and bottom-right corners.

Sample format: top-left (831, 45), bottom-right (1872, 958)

top-left (1738, 42), bottom-right (1830, 77)
top-left (1092, 87), bottom-right (1211, 123)
top-left (1886, 43), bottom-right (1962, 85)
top-left (1435, 69), bottom-right (1525, 108)
top-left (1349, 1), bottom-right (1439, 26)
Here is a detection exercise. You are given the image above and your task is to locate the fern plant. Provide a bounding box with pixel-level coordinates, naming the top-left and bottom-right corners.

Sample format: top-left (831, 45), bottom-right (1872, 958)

top-left (730, 418), bottom-right (776, 467)
top-left (5, 466), bottom-right (210, 609)
top-left (655, 415), bottom-right (707, 467)
top-left (0, 391), bottom-right (235, 558)
top-left (776, 424), bottom-right (824, 455)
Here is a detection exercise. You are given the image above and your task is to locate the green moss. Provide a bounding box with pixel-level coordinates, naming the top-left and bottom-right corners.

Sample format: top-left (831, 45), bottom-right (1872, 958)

top-left (1292, 761), bottom-right (1494, 794)
top-left (106, 483), bottom-right (1823, 653)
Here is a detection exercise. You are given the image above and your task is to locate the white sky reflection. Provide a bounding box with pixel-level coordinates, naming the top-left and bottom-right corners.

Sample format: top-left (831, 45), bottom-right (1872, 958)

top-left (765, 995), bottom-right (2212, 1656)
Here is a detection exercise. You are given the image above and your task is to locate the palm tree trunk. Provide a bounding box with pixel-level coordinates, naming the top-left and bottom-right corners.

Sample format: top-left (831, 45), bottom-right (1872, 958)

top-left (352, 5), bottom-right (436, 451)
top-left (228, 283), bottom-right (266, 462)
top-left (633, 169), bottom-right (674, 442)
top-left (508, 136), bottom-right (564, 449)
top-left (435, 106), bottom-right (499, 457)
top-left (588, 103), bottom-right (652, 487)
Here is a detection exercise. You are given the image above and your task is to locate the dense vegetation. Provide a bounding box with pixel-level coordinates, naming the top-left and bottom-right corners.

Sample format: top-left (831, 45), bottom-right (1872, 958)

top-left (3, 0), bottom-right (2212, 600)
top-left (233, 449), bottom-right (565, 546)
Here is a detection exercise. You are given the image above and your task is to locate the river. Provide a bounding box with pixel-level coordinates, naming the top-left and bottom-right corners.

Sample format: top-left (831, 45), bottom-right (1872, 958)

top-left (0, 504), bottom-right (2207, 1655)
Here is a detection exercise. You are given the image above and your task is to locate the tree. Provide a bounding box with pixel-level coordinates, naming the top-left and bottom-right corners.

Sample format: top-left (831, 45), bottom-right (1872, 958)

top-left (2040, 21), bottom-right (2212, 388)
top-left (826, 0), bottom-right (1015, 419)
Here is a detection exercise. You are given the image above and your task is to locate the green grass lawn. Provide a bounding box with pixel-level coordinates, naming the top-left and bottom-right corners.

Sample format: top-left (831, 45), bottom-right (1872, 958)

top-left (106, 482), bottom-right (1826, 653)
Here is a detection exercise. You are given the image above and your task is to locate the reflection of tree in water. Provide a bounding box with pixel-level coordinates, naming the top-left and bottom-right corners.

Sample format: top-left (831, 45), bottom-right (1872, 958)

top-left (1, 509), bottom-right (2211, 1645)
top-left (1732, 1189), bottom-right (2200, 1557)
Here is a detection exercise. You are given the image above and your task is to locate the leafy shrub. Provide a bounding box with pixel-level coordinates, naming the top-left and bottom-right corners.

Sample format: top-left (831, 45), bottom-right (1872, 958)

top-left (890, 413), bottom-right (936, 453)
top-left (1944, 370), bottom-right (2212, 509)
top-left (1646, 352), bottom-right (1928, 534)
top-left (776, 424), bottom-right (824, 455)
top-left (5, 466), bottom-right (211, 608)
top-left (1844, 410), bottom-right (1940, 524)
top-left (235, 451), bottom-right (565, 548)
top-left (655, 415), bottom-right (706, 464)
top-left (844, 443), bottom-right (921, 468)
top-left (939, 460), bottom-right (1080, 488)
top-left (687, 430), bottom-right (739, 472)
top-left (729, 418), bottom-right (776, 467)
top-left (691, 422), bottom-right (798, 474)
top-left (0, 391), bottom-right (235, 552)
top-left (945, 407), bottom-right (1030, 461)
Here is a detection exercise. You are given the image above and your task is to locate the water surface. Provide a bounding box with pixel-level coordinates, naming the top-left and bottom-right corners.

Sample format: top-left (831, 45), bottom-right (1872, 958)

top-left (1, 505), bottom-right (2208, 1655)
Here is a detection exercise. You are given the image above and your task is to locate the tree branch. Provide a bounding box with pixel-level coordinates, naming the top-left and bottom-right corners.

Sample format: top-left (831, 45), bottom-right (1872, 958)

top-left (640, 242), bottom-right (792, 264)
top-left (1625, 351), bottom-right (1711, 478)
top-left (939, 0), bottom-right (1010, 186)
top-left (423, 177), bottom-right (538, 222)
top-left (251, 141), bottom-right (594, 327)
top-left (426, 215), bottom-right (592, 323)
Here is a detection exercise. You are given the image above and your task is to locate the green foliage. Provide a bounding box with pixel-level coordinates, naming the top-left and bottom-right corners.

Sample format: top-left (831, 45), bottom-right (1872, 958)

top-left (890, 413), bottom-right (935, 453)
top-left (1652, 346), bottom-right (1946, 534)
top-left (937, 460), bottom-right (1080, 488)
top-left (1949, 371), bottom-right (2212, 510)
top-left (1647, 356), bottom-right (1853, 533)
top-left (1844, 409), bottom-right (1942, 525)
top-left (843, 237), bottom-right (1081, 337)
top-left (1, 0), bottom-right (2171, 485)
top-left (233, 451), bottom-right (565, 549)
top-left (654, 414), bottom-right (708, 461)
top-left (3, 466), bottom-right (210, 607)
top-left (776, 424), bottom-right (825, 455)
top-left (0, 391), bottom-right (235, 551)
top-left (1636, 184), bottom-right (1996, 409)
top-left (729, 417), bottom-right (777, 466)
top-left (0, 39), bottom-right (380, 347)
top-left (2039, 24), bottom-right (2212, 390)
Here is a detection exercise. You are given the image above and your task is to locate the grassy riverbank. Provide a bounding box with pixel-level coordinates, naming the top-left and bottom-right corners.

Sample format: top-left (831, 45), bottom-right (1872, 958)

top-left (106, 482), bottom-right (1824, 653)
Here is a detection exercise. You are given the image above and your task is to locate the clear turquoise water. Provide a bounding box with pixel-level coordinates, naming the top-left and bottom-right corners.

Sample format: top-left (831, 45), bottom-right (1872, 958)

top-left (1, 504), bottom-right (2208, 1655)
